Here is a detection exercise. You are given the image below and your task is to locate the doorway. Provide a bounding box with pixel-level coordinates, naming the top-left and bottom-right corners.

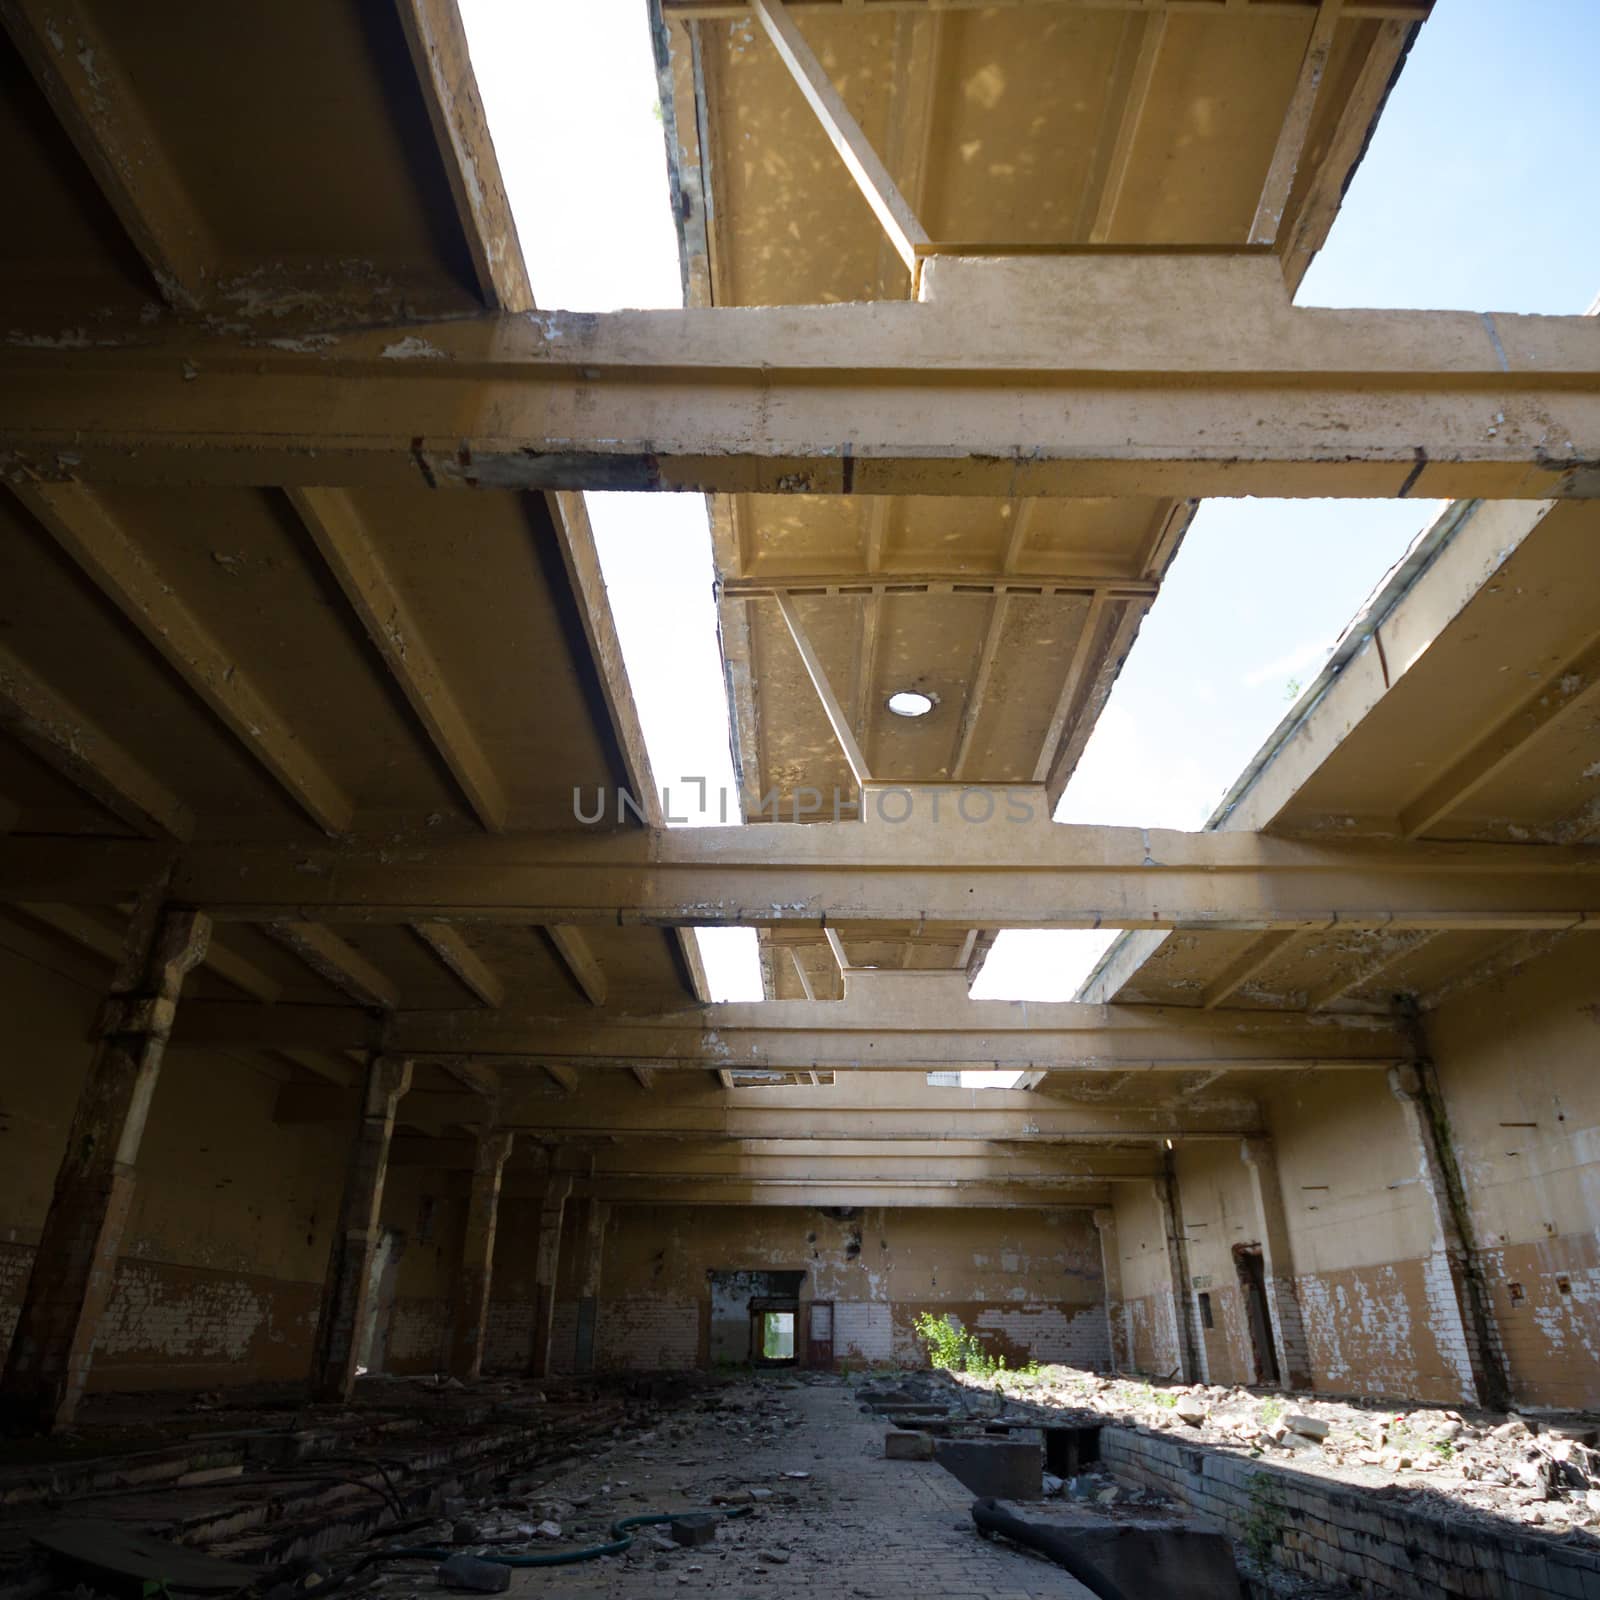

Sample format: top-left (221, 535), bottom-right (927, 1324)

top-left (756, 1307), bottom-right (796, 1361)
top-left (707, 1269), bottom-right (806, 1365)
top-left (1234, 1244), bottom-right (1280, 1385)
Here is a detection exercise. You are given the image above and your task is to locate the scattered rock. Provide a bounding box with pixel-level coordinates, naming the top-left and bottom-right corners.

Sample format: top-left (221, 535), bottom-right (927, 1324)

top-left (1286, 1414), bottom-right (1330, 1441)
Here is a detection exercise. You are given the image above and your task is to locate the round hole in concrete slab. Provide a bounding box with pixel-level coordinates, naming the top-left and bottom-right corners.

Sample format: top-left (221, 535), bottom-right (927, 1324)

top-left (887, 689), bottom-right (936, 717)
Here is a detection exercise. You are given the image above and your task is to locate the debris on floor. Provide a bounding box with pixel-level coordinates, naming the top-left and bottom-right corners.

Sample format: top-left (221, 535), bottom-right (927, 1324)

top-left (7, 1366), bottom-right (1600, 1600)
top-left (933, 1362), bottom-right (1600, 1537)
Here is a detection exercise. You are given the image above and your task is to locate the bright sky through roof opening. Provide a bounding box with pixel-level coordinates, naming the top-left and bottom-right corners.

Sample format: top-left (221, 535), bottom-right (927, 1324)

top-left (459, 0), bottom-right (1599, 1024)
top-left (460, 0), bottom-right (762, 1001)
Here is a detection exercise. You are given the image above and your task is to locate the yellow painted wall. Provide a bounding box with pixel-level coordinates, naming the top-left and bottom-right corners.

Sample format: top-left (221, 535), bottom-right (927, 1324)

top-left (1428, 939), bottom-right (1600, 1408)
top-left (0, 936), bottom-right (347, 1389)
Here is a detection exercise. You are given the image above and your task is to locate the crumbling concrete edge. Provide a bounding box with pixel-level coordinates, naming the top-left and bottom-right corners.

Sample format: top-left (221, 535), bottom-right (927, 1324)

top-left (1100, 1425), bottom-right (1600, 1598)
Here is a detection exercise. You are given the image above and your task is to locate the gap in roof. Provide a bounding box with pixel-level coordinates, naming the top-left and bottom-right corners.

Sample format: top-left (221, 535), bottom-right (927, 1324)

top-left (977, 0), bottom-right (1600, 1003)
top-left (458, 0), bottom-right (761, 1001)
top-left (462, 2), bottom-right (1599, 1015)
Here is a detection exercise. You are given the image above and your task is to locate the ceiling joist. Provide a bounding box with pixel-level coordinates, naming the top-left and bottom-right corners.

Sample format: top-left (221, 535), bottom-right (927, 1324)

top-left (13, 480), bottom-right (353, 836)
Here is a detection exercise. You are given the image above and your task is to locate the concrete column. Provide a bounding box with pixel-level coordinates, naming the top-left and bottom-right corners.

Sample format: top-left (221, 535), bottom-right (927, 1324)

top-left (1154, 1162), bottom-right (1201, 1382)
top-left (1092, 1208), bottom-right (1131, 1372)
top-left (0, 906), bottom-right (211, 1435)
top-left (1240, 1137), bottom-right (1314, 1390)
top-left (448, 1128), bottom-right (514, 1381)
top-left (527, 1173), bottom-right (572, 1379)
top-left (309, 1054), bottom-right (413, 1404)
top-left (573, 1200), bottom-right (611, 1374)
top-left (1389, 1060), bottom-right (1508, 1409)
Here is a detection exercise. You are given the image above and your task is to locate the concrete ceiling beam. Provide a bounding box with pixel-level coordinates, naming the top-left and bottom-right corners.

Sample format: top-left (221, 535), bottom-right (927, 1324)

top-left (3, 816), bottom-right (1594, 933)
top-left (1, 0), bottom-right (217, 308)
top-left (4, 254), bottom-right (1594, 499)
top-left (180, 971), bottom-right (1413, 1068)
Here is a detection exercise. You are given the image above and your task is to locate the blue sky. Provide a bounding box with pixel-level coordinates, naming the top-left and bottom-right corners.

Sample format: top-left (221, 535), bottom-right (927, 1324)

top-left (459, 0), bottom-right (1598, 1004)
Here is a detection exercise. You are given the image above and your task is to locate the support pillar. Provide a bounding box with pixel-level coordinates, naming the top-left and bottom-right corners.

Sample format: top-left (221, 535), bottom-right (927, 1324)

top-left (1240, 1137), bottom-right (1313, 1390)
top-left (1092, 1208), bottom-right (1130, 1372)
top-left (573, 1200), bottom-right (610, 1374)
top-left (527, 1173), bottom-right (572, 1379)
top-left (448, 1128), bottom-right (514, 1381)
top-left (309, 1054), bottom-right (413, 1404)
top-left (0, 905), bottom-right (211, 1435)
top-left (1155, 1158), bottom-right (1201, 1382)
top-left (1389, 1058), bottom-right (1508, 1409)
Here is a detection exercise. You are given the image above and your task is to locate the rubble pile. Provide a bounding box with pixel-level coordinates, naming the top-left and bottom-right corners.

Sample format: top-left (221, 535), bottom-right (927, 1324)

top-left (947, 1364), bottom-right (1600, 1536)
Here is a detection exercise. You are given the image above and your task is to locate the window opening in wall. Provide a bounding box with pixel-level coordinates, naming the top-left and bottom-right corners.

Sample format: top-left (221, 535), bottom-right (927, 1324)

top-left (1197, 1291), bottom-right (1214, 1330)
top-left (1233, 1244), bottom-right (1280, 1386)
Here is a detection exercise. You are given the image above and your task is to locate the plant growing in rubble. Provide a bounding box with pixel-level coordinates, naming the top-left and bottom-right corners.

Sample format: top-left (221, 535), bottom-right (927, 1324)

top-left (1260, 1397), bottom-right (1284, 1427)
top-left (913, 1311), bottom-right (1003, 1377)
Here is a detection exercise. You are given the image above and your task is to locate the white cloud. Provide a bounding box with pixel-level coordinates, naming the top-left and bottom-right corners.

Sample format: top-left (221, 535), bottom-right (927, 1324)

top-left (1241, 639), bottom-right (1332, 690)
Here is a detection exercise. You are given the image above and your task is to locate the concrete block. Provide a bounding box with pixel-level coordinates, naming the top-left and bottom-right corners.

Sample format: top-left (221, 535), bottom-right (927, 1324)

top-left (972, 1500), bottom-right (1238, 1600)
top-left (886, 1429), bottom-right (934, 1460)
top-left (933, 1436), bottom-right (1043, 1499)
top-left (437, 1556), bottom-right (510, 1593)
top-left (1547, 1558), bottom-right (1594, 1600)
top-left (669, 1514), bottom-right (719, 1548)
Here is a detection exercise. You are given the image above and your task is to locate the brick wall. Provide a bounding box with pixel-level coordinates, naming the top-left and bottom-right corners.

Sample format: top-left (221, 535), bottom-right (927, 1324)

top-left (834, 1301), bottom-right (893, 1365)
top-left (1477, 1236), bottom-right (1600, 1411)
top-left (1294, 1257), bottom-right (1472, 1404)
top-left (914, 1303), bottom-right (1110, 1370)
top-left (594, 1297), bottom-right (699, 1370)
top-left (1124, 1290), bottom-right (1182, 1377)
top-left (386, 1296), bottom-right (447, 1373)
top-left (549, 1300), bottom-right (578, 1375)
top-left (483, 1298), bottom-right (535, 1374)
top-left (1102, 1427), bottom-right (1600, 1599)
top-left (2, 1240), bottom-right (318, 1389)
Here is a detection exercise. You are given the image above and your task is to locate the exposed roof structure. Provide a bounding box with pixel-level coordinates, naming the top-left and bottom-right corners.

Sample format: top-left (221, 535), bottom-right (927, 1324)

top-left (657, 0), bottom-right (1424, 994)
top-left (1081, 495), bottom-right (1600, 1026)
top-left (1, 0), bottom-right (706, 1066)
top-left (2, 0), bottom-right (1600, 1446)
top-left (3, 0), bottom-right (1595, 1158)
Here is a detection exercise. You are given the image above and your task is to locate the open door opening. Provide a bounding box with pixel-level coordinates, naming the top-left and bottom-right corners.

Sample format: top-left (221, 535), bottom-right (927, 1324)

top-left (749, 1296), bottom-right (799, 1366)
top-left (756, 1309), bottom-right (796, 1362)
top-left (1234, 1244), bottom-right (1280, 1386)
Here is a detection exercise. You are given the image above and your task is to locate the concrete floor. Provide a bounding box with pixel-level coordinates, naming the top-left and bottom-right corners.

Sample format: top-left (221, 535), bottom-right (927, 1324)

top-left (504, 1376), bottom-right (1097, 1598)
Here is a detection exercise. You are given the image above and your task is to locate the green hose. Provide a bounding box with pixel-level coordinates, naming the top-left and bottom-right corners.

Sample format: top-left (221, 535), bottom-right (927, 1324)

top-left (374, 1505), bottom-right (753, 1571)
